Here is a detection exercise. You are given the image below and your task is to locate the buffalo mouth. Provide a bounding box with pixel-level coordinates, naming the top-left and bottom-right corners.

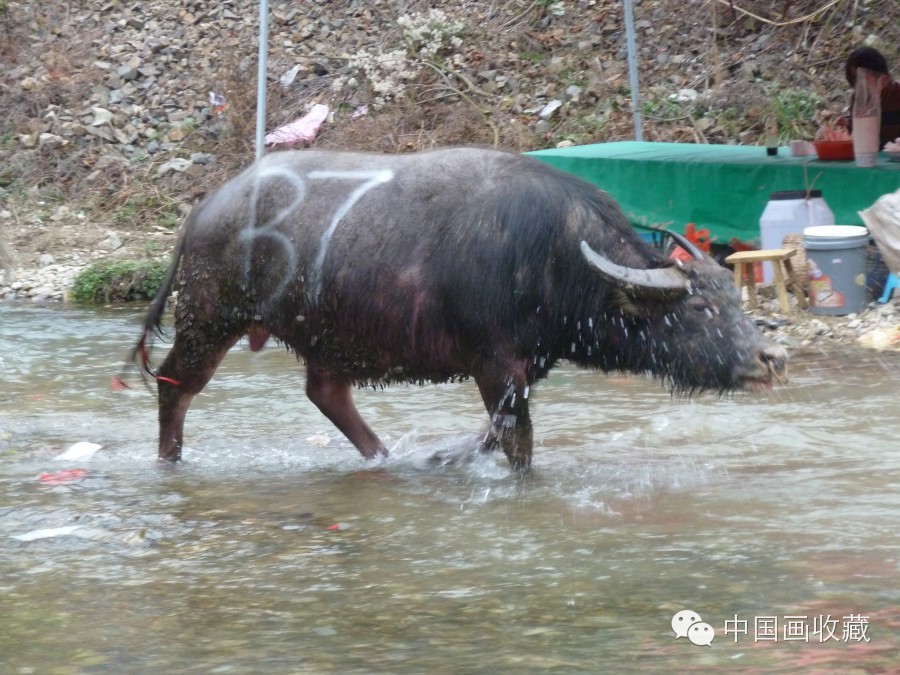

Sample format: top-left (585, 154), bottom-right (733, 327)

top-left (742, 375), bottom-right (777, 393)
top-left (740, 349), bottom-right (789, 392)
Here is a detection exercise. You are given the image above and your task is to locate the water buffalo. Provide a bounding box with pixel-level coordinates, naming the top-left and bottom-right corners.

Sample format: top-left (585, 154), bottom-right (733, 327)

top-left (134, 147), bottom-right (787, 469)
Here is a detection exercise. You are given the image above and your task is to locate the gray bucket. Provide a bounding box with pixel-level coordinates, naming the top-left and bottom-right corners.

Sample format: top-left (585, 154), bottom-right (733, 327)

top-left (803, 225), bottom-right (869, 315)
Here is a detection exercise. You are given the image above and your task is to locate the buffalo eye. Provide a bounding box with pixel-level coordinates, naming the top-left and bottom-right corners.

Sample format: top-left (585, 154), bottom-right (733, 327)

top-left (686, 295), bottom-right (717, 317)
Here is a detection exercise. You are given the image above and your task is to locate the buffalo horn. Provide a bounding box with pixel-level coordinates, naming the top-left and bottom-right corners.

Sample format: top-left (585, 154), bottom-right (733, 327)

top-left (666, 229), bottom-right (707, 260)
top-left (580, 241), bottom-right (689, 293)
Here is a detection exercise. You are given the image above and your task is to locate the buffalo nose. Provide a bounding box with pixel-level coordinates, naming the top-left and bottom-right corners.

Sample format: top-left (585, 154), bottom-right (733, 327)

top-left (760, 344), bottom-right (789, 382)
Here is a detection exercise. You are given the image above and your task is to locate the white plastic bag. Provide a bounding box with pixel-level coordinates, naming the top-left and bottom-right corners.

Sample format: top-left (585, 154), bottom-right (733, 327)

top-left (860, 189), bottom-right (900, 275)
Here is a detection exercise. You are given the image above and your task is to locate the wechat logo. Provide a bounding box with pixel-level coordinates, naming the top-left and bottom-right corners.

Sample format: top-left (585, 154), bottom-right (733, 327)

top-left (672, 609), bottom-right (715, 647)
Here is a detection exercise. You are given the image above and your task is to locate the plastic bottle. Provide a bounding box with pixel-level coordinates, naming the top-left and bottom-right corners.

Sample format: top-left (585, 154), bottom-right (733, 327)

top-left (766, 116), bottom-right (778, 156)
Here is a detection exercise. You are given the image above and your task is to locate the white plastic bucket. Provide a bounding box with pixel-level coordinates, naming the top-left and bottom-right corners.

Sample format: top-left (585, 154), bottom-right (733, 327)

top-left (759, 190), bottom-right (834, 284)
top-left (803, 225), bottom-right (869, 315)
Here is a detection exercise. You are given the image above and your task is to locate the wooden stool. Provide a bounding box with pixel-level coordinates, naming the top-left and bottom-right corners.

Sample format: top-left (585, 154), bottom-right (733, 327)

top-left (724, 248), bottom-right (808, 314)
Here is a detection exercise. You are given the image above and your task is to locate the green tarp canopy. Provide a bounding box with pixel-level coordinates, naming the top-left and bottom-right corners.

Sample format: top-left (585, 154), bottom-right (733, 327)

top-left (529, 141), bottom-right (900, 245)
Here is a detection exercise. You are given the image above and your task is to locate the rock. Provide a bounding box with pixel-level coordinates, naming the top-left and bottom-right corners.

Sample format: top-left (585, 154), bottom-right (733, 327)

top-left (20, 76), bottom-right (41, 91)
top-left (184, 163), bottom-right (205, 179)
top-left (538, 99), bottom-right (563, 119)
top-left (671, 89), bottom-right (699, 102)
top-left (106, 73), bottom-right (125, 89)
top-left (117, 64), bottom-right (140, 81)
top-left (85, 125), bottom-right (116, 143)
top-left (101, 233), bottom-right (123, 251)
top-left (156, 158), bottom-right (192, 176)
top-left (29, 287), bottom-right (56, 300)
top-left (38, 133), bottom-right (65, 149)
top-left (91, 107), bottom-right (114, 126)
top-left (166, 125), bottom-right (187, 142)
top-left (113, 127), bottom-right (136, 145)
top-left (280, 64), bottom-right (303, 88)
top-left (813, 319), bottom-right (832, 333)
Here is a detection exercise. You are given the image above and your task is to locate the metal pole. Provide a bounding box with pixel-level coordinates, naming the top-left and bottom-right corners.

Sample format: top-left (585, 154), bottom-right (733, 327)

top-left (255, 0), bottom-right (269, 161)
top-left (623, 0), bottom-right (643, 141)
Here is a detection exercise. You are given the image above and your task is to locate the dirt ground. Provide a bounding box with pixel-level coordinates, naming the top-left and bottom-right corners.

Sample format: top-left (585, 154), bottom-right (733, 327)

top-left (0, 198), bottom-right (181, 276)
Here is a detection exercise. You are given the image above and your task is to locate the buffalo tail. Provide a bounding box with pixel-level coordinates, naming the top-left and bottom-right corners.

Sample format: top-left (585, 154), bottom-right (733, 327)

top-left (129, 218), bottom-right (189, 381)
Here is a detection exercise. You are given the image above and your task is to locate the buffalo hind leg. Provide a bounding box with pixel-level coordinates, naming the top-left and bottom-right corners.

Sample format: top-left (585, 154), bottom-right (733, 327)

top-left (306, 364), bottom-right (387, 459)
top-left (475, 364), bottom-right (534, 470)
top-left (156, 332), bottom-right (241, 462)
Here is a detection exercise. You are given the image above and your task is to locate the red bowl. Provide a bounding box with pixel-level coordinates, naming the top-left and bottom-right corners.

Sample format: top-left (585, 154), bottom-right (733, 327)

top-left (813, 140), bottom-right (854, 161)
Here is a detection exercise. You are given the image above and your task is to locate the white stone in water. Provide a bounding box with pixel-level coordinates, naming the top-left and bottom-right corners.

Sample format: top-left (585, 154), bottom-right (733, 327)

top-left (55, 441), bottom-right (102, 460)
top-left (12, 526), bottom-right (85, 541)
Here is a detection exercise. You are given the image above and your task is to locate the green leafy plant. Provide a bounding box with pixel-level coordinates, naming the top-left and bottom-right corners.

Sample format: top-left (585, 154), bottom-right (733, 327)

top-left (641, 96), bottom-right (686, 120)
top-left (519, 50), bottom-right (549, 64)
top-left (71, 259), bottom-right (168, 304)
top-left (771, 87), bottom-right (823, 142)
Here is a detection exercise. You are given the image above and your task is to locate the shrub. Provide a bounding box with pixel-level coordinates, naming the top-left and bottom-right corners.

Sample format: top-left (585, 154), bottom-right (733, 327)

top-left (335, 8), bottom-right (467, 109)
top-left (70, 259), bottom-right (168, 304)
top-left (771, 87), bottom-right (824, 143)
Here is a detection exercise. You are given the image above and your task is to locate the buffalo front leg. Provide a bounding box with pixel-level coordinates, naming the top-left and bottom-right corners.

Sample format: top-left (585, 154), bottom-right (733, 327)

top-left (156, 333), bottom-right (241, 462)
top-left (475, 364), bottom-right (535, 470)
top-left (305, 364), bottom-right (387, 459)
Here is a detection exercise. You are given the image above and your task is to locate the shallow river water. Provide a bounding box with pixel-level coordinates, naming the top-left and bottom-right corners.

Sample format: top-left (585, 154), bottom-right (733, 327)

top-left (1, 303), bottom-right (898, 673)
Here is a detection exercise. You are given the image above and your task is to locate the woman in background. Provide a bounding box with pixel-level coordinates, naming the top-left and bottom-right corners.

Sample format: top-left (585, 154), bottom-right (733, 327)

top-left (838, 46), bottom-right (900, 149)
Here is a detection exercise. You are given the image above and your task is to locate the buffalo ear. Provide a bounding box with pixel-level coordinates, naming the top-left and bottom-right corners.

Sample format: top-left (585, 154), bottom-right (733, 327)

top-left (666, 229), bottom-right (707, 260)
top-left (580, 241), bottom-right (689, 300)
top-left (610, 288), bottom-right (649, 317)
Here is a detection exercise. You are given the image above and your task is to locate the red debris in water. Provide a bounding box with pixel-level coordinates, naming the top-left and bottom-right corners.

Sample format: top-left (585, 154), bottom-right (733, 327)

top-left (110, 375), bottom-right (129, 391)
top-left (39, 469), bottom-right (87, 485)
